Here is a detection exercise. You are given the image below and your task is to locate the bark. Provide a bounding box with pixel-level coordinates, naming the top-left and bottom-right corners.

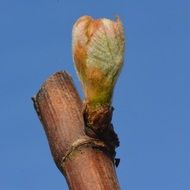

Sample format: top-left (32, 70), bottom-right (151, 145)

top-left (32, 71), bottom-right (120, 190)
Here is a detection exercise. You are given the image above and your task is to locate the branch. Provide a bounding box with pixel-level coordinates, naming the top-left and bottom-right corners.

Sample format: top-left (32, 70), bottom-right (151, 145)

top-left (32, 71), bottom-right (120, 190)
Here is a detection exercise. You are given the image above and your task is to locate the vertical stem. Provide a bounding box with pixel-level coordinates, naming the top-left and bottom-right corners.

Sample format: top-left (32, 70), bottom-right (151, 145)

top-left (32, 71), bottom-right (120, 190)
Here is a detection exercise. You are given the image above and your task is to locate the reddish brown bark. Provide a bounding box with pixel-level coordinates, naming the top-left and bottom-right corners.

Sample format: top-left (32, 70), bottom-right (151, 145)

top-left (32, 71), bottom-right (120, 190)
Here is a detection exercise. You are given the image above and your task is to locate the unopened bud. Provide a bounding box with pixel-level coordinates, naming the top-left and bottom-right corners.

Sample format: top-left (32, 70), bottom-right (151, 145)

top-left (72, 16), bottom-right (125, 109)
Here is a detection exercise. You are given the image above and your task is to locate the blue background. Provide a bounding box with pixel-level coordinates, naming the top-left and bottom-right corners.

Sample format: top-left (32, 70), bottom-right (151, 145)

top-left (0, 0), bottom-right (190, 189)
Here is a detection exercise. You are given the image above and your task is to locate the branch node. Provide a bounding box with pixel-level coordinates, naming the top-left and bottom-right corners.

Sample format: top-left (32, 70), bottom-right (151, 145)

top-left (61, 136), bottom-right (116, 167)
top-left (83, 104), bottom-right (120, 150)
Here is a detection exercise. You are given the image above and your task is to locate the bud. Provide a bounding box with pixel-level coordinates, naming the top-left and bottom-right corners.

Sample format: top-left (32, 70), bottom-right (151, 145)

top-left (72, 16), bottom-right (125, 109)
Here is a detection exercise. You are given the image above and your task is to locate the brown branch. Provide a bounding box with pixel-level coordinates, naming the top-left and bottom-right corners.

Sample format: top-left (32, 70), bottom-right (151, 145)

top-left (32, 71), bottom-right (120, 190)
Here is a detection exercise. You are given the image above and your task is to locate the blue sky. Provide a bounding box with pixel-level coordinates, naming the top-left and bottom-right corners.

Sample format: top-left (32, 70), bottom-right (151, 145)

top-left (0, 0), bottom-right (190, 189)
